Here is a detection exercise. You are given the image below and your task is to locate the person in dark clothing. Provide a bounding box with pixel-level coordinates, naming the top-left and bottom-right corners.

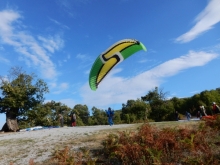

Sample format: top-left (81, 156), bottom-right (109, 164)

top-left (105, 107), bottom-right (114, 126)
top-left (175, 111), bottom-right (179, 121)
top-left (212, 102), bottom-right (220, 115)
top-left (197, 111), bottom-right (202, 119)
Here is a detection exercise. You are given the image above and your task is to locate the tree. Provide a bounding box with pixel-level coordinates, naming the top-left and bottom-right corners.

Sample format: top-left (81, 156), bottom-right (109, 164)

top-left (141, 87), bottom-right (174, 121)
top-left (43, 101), bottom-right (72, 127)
top-left (90, 106), bottom-right (107, 125)
top-left (0, 67), bottom-right (49, 132)
top-left (170, 97), bottom-right (187, 115)
top-left (73, 104), bottom-right (90, 126)
top-left (121, 99), bottom-right (149, 123)
top-left (23, 103), bottom-right (52, 128)
top-left (112, 110), bottom-right (122, 124)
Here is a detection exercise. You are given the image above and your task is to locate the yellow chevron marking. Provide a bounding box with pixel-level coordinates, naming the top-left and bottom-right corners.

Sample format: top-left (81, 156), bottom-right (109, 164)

top-left (97, 57), bottom-right (117, 84)
top-left (102, 42), bottom-right (135, 60)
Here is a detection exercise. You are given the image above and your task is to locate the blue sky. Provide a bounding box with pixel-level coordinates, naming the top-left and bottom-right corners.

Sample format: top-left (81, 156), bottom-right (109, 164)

top-left (0, 0), bottom-right (220, 128)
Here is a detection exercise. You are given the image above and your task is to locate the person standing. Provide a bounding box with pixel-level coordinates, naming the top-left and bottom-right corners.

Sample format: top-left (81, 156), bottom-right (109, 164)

top-left (106, 107), bottom-right (114, 126)
top-left (71, 112), bottom-right (76, 127)
top-left (185, 111), bottom-right (191, 121)
top-left (175, 111), bottom-right (179, 121)
top-left (200, 105), bottom-right (207, 116)
top-left (58, 114), bottom-right (64, 127)
top-left (212, 102), bottom-right (220, 115)
top-left (197, 111), bottom-right (202, 119)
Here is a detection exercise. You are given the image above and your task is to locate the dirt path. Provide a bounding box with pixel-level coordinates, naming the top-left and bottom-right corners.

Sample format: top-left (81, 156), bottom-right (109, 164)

top-left (0, 124), bottom-right (137, 165)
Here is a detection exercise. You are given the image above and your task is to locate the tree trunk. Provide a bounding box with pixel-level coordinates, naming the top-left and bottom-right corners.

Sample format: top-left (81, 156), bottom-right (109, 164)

top-left (1, 109), bottom-right (19, 132)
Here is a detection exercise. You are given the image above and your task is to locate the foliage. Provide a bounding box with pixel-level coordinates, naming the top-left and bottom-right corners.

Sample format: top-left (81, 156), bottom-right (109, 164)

top-left (171, 88), bottom-right (220, 117)
top-left (20, 104), bottom-right (51, 128)
top-left (1, 67), bottom-right (220, 129)
top-left (112, 110), bottom-right (122, 124)
top-left (10, 159), bottom-right (34, 165)
top-left (0, 67), bottom-right (49, 117)
top-left (17, 100), bottom-right (72, 128)
top-left (44, 101), bottom-right (72, 126)
top-left (142, 87), bottom-right (220, 120)
top-left (102, 122), bottom-right (220, 164)
top-left (48, 146), bottom-right (97, 165)
top-left (142, 87), bottom-right (175, 121)
top-left (89, 107), bottom-right (107, 125)
top-left (10, 147), bottom-right (97, 165)
top-left (73, 104), bottom-right (90, 126)
top-left (121, 99), bottom-right (149, 123)
top-left (8, 119), bottom-right (220, 165)
top-left (124, 114), bottom-right (130, 124)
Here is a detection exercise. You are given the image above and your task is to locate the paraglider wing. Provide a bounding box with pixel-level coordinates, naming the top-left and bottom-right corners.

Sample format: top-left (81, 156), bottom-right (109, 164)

top-left (89, 39), bottom-right (147, 91)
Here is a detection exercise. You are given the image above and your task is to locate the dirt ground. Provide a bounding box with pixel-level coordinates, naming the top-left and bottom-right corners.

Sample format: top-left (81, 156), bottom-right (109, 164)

top-left (0, 124), bottom-right (139, 165)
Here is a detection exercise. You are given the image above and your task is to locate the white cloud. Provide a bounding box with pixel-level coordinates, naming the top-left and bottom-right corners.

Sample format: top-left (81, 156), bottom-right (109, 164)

top-left (0, 10), bottom-right (63, 79)
top-left (49, 82), bottom-right (57, 88)
top-left (52, 82), bottom-right (69, 94)
top-left (190, 90), bottom-right (200, 94)
top-left (0, 56), bottom-right (10, 64)
top-left (0, 10), bottom-right (20, 34)
top-left (176, 0), bottom-right (220, 43)
top-left (58, 54), bottom-right (71, 66)
top-left (0, 76), bottom-right (9, 82)
top-left (148, 51), bottom-right (218, 78)
top-left (58, 98), bottom-right (76, 108)
top-left (76, 53), bottom-right (87, 60)
top-left (49, 17), bottom-right (70, 30)
top-left (76, 53), bottom-right (93, 69)
top-left (80, 50), bottom-right (218, 108)
top-left (38, 35), bottom-right (64, 53)
top-left (138, 59), bottom-right (148, 63)
top-left (44, 98), bottom-right (76, 108)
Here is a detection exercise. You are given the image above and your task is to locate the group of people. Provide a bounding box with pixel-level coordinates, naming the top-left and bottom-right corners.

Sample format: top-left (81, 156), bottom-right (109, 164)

top-left (60, 102), bottom-right (220, 126)
top-left (175, 102), bottom-right (220, 121)
top-left (195, 102), bottom-right (220, 119)
top-left (58, 112), bottom-right (77, 127)
top-left (58, 108), bottom-right (115, 127)
top-left (58, 102), bottom-right (220, 126)
top-left (199, 102), bottom-right (220, 117)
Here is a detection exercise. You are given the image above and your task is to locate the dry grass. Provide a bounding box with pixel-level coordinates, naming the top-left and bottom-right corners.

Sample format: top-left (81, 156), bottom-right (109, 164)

top-left (150, 120), bottom-right (201, 129)
top-left (37, 121), bottom-right (204, 165)
top-left (102, 120), bottom-right (220, 165)
top-left (0, 124), bottom-right (140, 165)
top-left (4, 121), bottom-right (206, 165)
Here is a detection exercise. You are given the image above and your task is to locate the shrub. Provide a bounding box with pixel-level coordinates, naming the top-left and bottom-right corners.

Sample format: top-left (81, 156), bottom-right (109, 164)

top-left (102, 123), bottom-right (220, 165)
